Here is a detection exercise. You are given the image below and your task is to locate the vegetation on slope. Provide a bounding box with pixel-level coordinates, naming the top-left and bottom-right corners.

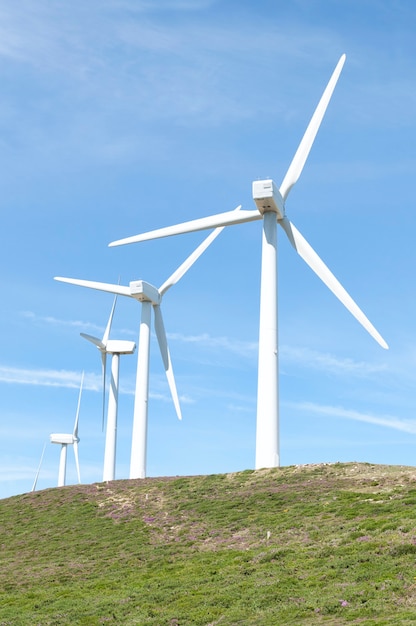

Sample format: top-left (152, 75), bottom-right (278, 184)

top-left (1, 462), bottom-right (416, 625)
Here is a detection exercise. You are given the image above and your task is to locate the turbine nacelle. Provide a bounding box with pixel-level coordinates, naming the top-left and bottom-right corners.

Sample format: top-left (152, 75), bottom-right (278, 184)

top-left (50, 433), bottom-right (79, 445)
top-left (129, 280), bottom-right (161, 304)
top-left (252, 179), bottom-right (285, 219)
top-left (105, 339), bottom-right (136, 355)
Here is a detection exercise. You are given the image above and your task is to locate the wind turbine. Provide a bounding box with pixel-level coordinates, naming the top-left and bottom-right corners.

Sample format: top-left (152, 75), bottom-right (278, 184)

top-left (50, 371), bottom-right (84, 487)
top-left (107, 54), bottom-right (388, 471)
top-left (80, 295), bottom-right (136, 482)
top-left (55, 222), bottom-right (228, 479)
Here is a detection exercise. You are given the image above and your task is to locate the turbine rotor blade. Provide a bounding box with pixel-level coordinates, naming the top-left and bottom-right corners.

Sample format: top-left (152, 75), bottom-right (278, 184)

top-left (108, 207), bottom-right (261, 247)
top-left (279, 54), bottom-right (346, 202)
top-left (153, 304), bottom-right (182, 420)
top-left (159, 211), bottom-right (241, 295)
top-left (99, 295), bottom-right (117, 432)
top-left (80, 333), bottom-right (105, 351)
top-left (31, 441), bottom-right (47, 492)
top-left (54, 277), bottom-right (132, 298)
top-left (103, 295), bottom-right (117, 344)
top-left (279, 217), bottom-right (388, 349)
top-left (73, 371), bottom-right (84, 438)
top-left (73, 441), bottom-right (81, 484)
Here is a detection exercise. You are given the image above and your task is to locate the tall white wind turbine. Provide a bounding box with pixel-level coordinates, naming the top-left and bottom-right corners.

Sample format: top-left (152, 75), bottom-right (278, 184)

top-left (108, 54), bottom-right (388, 471)
top-left (55, 223), bottom-right (228, 479)
top-left (81, 296), bottom-right (136, 482)
top-left (50, 372), bottom-right (84, 487)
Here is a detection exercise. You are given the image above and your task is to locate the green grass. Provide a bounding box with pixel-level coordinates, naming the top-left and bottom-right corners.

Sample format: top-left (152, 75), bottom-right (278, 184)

top-left (2, 462), bottom-right (416, 624)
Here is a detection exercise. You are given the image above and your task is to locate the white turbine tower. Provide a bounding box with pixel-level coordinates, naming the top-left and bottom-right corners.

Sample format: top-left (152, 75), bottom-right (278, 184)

top-left (55, 223), bottom-right (228, 479)
top-left (80, 295), bottom-right (136, 482)
top-left (50, 372), bottom-right (84, 487)
top-left (107, 54), bottom-right (388, 471)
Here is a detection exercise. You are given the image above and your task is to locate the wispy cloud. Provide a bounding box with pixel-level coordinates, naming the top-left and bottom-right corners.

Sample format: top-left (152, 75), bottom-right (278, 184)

top-left (0, 365), bottom-right (100, 391)
top-left (169, 332), bottom-right (388, 380)
top-left (0, 0), bottom-right (410, 160)
top-left (280, 345), bottom-right (387, 377)
top-left (148, 390), bottom-right (194, 405)
top-left (20, 311), bottom-right (103, 334)
top-left (226, 403), bottom-right (253, 414)
top-left (168, 331), bottom-right (258, 358)
top-left (0, 0), bottom-right (408, 205)
top-left (20, 311), bottom-right (136, 338)
top-left (0, 363), bottom-right (195, 407)
top-left (3, 321), bottom-right (389, 395)
top-left (290, 401), bottom-right (416, 435)
top-left (0, 3), bottom-right (341, 135)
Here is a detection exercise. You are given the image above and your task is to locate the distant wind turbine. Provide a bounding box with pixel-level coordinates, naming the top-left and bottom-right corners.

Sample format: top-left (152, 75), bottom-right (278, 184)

top-left (81, 295), bottom-right (136, 482)
top-left (108, 54), bottom-right (388, 471)
top-left (55, 222), bottom-right (228, 479)
top-left (49, 371), bottom-right (84, 487)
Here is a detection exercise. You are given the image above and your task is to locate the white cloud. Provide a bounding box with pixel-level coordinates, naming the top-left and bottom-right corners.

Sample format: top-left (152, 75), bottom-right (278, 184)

top-left (0, 365), bottom-right (100, 390)
top-left (20, 311), bottom-right (136, 338)
top-left (226, 403), bottom-right (253, 414)
top-left (280, 345), bottom-right (387, 377)
top-left (20, 311), bottom-right (102, 333)
top-left (290, 401), bottom-right (416, 435)
top-left (145, 390), bottom-right (193, 406)
top-left (168, 331), bottom-right (257, 358)
top-left (0, 3), bottom-right (339, 129)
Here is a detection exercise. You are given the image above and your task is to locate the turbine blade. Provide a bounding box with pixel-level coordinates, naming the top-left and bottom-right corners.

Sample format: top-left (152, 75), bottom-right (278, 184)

top-left (279, 54), bottom-right (346, 202)
top-left (153, 304), bottom-right (182, 420)
top-left (103, 295), bottom-right (117, 344)
top-left (280, 217), bottom-right (388, 349)
top-left (31, 441), bottom-right (47, 492)
top-left (54, 277), bottom-right (132, 298)
top-left (108, 207), bottom-right (261, 247)
top-left (98, 296), bottom-right (117, 432)
top-left (80, 333), bottom-right (105, 350)
top-left (73, 371), bottom-right (84, 438)
top-left (159, 211), bottom-right (241, 295)
top-left (101, 352), bottom-right (107, 432)
top-left (73, 441), bottom-right (81, 484)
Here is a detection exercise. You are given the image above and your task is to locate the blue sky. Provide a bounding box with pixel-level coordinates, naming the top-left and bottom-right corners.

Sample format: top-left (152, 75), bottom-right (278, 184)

top-left (1, 0), bottom-right (415, 499)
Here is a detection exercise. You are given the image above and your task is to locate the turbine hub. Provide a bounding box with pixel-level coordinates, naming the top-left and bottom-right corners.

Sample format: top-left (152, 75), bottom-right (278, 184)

top-left (252, 179), bottom-right (285, 219)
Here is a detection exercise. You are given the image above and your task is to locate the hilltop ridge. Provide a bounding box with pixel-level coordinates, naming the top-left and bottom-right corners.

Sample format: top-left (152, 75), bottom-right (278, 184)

top-left (2, 462), bottom-right (416, 624)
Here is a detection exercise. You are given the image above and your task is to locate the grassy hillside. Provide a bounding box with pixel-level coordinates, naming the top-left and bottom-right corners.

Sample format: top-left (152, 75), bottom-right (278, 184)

top-left (2, 462), bottom-right (416, 625)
